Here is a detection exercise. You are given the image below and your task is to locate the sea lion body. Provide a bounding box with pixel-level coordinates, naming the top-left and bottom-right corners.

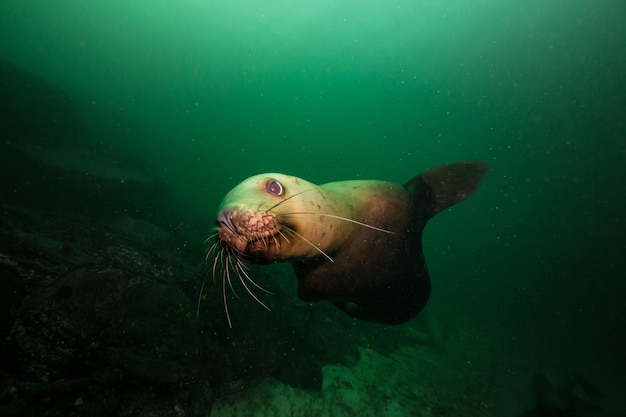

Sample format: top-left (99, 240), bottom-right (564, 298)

top-left (213, 161), bottom-right (489, 324)
top-left (290, 180), bottom-right (422, 323)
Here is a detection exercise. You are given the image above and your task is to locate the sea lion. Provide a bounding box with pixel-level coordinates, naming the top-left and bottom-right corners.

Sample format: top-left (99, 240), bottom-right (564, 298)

top-left (207, 161), bottom-right (490, 326)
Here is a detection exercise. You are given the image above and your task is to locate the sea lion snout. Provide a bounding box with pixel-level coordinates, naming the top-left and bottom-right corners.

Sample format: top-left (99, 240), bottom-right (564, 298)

top-left (216, 207), bottom-right (281, 255)
top-left (216, 207), bottom-right (248, 253)
top-left (217, 207), bottom-right (236, 234)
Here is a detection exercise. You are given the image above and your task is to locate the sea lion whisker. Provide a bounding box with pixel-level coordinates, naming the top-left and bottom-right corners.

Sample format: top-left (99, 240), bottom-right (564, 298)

top-left (263, 234), bottom-right (270, 249)
top-left (234, 260), bottom-right (272, 295)
top-left (276, 229), bottom-right (291, 245)
top-left (224, 252), bottom-right (240, 298)
top-left (282, 226), bottom-right (334, 262)
top-left (271, 213), bottom-right (330, 229)
top-left (231, 260), bottom-right (272, 311)
top-left (256, 199), bottom-right (272, 211)
top-left (269, 232), bottom-right (281, 251)
top-left (222, 257), bottom-right (233, 328)
top-left (205, 241), bottom-right (220, 261)
top-left (236, 257), bottom-right (252, 271)
top-left (199, 243), bottom-right (231, 319)
top-left (264, 188), bottom-right (316, 212)
top-left (278, 212), bottom-right (395, 234)
top-left (211, 246), bottom-right (224, 284)
top-left (196, 268), bottom-right (211, 319)
top-left (257, 232), bottom-right (269, 250)
top-left (232, 245), bottom-right (247, 259)
top-left (203, 231), bottom-right (219, 244)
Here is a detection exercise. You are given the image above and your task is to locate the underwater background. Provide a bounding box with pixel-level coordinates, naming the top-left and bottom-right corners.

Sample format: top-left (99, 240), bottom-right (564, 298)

top-left (1, 0), bottom-right (624, 416)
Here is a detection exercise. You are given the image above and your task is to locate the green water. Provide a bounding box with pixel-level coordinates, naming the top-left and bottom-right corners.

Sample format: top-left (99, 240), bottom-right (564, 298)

top-left (1, 0), bottom-right (625, 415)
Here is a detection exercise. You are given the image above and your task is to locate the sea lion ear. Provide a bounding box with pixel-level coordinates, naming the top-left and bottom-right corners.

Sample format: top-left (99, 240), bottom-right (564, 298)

top-left (404, 161), bottom-right (490, 218)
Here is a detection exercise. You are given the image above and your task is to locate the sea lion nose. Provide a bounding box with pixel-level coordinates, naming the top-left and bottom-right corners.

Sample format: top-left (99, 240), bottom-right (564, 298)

top-left (217, 207), bottom-right (237, 233)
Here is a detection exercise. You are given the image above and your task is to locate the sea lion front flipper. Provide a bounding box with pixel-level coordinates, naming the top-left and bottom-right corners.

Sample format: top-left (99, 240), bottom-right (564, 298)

top-left (404, 161), bottom-right (491, 220)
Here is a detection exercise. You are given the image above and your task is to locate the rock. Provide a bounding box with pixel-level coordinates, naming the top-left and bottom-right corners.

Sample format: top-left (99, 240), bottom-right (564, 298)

top-left (103, 281), bottom-right (201, 384)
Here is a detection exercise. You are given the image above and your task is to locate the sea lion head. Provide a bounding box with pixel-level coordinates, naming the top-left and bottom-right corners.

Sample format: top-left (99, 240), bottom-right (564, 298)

top-left (207, 172), bottom-right (351, 327)
top-left (214, 173), bottom-right (326, 261)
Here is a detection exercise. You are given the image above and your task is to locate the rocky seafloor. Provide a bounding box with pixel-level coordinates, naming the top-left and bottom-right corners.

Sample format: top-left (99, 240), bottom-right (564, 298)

top-left (0, 202), bottom-right (507, 417)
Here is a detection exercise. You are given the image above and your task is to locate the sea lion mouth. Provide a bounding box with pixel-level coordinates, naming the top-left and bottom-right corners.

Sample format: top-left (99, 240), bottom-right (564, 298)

top-left (216, 207), bottom-right (284, 255)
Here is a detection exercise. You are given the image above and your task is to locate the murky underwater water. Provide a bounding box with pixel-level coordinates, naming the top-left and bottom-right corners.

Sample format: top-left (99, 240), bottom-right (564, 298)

top-left (1, 1), bottom-right (625, 416)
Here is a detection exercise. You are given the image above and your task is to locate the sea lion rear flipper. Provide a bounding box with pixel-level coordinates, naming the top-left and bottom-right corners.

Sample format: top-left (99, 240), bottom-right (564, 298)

top-left (404, 161), bottom-right (490, 220)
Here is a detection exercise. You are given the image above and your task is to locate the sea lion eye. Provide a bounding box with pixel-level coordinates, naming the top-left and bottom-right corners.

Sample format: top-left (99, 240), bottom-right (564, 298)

top-left (265, 179), bottom-right (284, 196)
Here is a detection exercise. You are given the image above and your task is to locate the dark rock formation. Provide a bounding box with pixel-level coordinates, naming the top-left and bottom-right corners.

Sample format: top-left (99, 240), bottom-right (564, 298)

top-left (0, 59), bottom-right (419, 417)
